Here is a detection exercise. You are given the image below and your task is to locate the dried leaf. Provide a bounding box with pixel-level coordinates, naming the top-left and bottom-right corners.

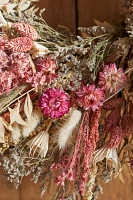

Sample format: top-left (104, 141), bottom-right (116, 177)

top-left (26, 131), bottom-right (49, 158)
top-left (9, 102), bottom-right (28, 126)
top-left (24, 93), bottom-right (33, 124)
top-left (94, 19), bottom-right (114, 27)
top-left (0, 0), bottom-right (9, 7)
top-left (11, 122), bottom-right (21, 142)
top-left (18, 0), bottom-right (38, 12)
top-left (0, 117), bottom-right (9, 142)
top-left (2, 4), bottom-right (17, 13)
top-left (18, 2), bottom-right (31, 11)
top-left (123, 163), bottom-right (133, 176)
top-left (0, 117), bottom-right (5, 143)
top-left (122, 143), bottom-right (133, 151)
top-left (118, 172), bottom-right (125, 184)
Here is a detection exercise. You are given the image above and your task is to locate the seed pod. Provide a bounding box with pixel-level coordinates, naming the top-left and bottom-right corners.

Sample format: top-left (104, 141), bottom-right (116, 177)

top-left (103, 98), bottom-right (122, 110)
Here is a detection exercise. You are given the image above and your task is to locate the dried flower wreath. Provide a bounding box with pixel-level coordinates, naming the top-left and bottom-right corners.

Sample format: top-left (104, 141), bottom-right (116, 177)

top-left (0, 0), bottom-right (133, 199)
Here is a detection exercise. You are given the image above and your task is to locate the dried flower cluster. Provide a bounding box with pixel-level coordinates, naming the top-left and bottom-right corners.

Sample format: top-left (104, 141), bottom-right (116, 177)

top-left (0, 0), bottom-right (133, 200)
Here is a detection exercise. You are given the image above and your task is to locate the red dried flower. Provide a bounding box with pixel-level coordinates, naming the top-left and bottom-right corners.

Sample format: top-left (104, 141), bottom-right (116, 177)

top-left (76, 84), bottom-right (104, 111)
top-left (0, 50), bottom-right (9, 69)
top-left (108, 126), bottom-right (123, 148)
top-left (6, 37), bottom-right (33, 52)
top-left (12, 22), bottom-right (39, 41)
top-left (79, 109), bottom-right (101, 195)
top-left (39, 88), bottom-right (70, 119)
top-left (98, 63), bottom-right (127, 93)
top-left (105, 108), bottom-right (121, 133)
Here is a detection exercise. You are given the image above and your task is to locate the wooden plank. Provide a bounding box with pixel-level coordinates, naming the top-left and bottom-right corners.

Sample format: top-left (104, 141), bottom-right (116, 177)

top-left (20, 176), bottom-right (42, 200)
top-left (78, 0), bottom-right (122, 27)
top-left (0, 168), bottom-right (20, 200)
top-left (98, 170), bottom-right (133, 200)
top-left (20, 175), bottom-right (57, 200)
top-left (38, 0), bottom-right (76, 34)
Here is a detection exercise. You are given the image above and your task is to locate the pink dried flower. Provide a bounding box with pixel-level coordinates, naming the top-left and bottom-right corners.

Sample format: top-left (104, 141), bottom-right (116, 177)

top-left (12, 22), bottom-right (39, 40)
top-left (76, 84), bottom-right (104, 111)
top-left (54, 173), bottom-right (66, 186)
top-left (9, 52), bottom-right (32, 79)
top-left (6, 37), bottom-right (33, 52)
top-left (0, 50), bottom-right (9, 69)
top-left (39, 88), bottom-right (70, 119)
top-left (0, 71), bottom-right (16, 95)
top-left (79, 109), bottom-right (101, 195)
top-left (29, 57), bottom-right (58, 87)
top-left (28, 72), bottom-right (47, 87)
top-left (34, 57), bottom-right (58, 73)
top-left (98, 63), bottom-right (127, 93)
top-left (0, 34), bottom-right (8, 50)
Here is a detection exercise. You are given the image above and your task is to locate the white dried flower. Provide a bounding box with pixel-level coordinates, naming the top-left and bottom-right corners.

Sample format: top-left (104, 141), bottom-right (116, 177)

top-left (26, 131), bottom-right (49, 158)
top-left (58, 109), bottom-right (81, 149)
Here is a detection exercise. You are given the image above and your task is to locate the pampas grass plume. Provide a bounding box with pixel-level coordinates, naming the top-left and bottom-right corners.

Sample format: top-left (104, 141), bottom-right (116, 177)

top-left (58, 109), bottom-right (81, 149)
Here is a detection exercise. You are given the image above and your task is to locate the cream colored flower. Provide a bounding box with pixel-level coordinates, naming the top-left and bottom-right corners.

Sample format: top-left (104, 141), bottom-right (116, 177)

top-left (26, 131), bottom-right (49, 158)
top-left (93, 146), bottom-right (120, 170)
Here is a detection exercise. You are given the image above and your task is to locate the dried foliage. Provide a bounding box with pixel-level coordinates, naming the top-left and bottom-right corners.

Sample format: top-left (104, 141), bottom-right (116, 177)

top-left (0, 0), bottom-right (133, 200)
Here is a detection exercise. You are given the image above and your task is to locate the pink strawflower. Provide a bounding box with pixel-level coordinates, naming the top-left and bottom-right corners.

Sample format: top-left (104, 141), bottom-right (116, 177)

top-left (76, 84), bottom-right (104, 111)
top-left (28, 57), bottom-right (58, 87)
top-left (12, 22), bottom-right (39, 41)
top-left (5, 37), bottom-right (33, 52)
top-left (0, 50), bottom-right (9, 69)
top-left (98, 63), bottom-right (127, 93)
top-left (39, 88), bottom-right (70, 119)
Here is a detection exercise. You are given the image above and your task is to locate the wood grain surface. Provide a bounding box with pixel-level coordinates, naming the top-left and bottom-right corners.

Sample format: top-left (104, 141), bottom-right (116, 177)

top-left (38, 0), bottom-right (77, 34)
top-left (1, 0), bottom-right (133, 200)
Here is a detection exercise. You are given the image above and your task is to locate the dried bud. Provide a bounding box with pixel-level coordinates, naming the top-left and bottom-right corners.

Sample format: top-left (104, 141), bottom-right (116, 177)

top-left (108, 126), bottom-right (123, 148)
top-left (105, 108), bottom-right (120, 133)
top-left (12, 22), bottom-right (39, 41)
top-left (121, 114), bottom-right (133, 136)
top-left (6, 37), bottom-right (33, 52)
top-left (103, 98), bottom-right (122, 110)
